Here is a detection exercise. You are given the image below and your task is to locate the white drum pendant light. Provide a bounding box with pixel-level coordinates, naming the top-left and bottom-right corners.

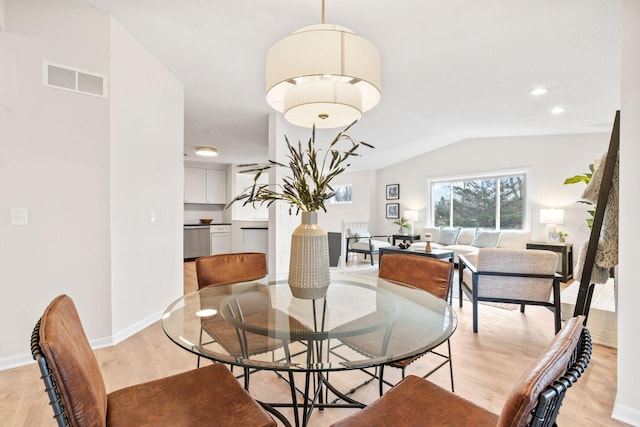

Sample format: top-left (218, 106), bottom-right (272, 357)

top-left (266, 1), bottom-right (381, 129)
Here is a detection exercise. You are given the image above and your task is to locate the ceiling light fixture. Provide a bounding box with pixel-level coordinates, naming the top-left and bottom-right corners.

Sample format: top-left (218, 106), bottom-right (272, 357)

top-left (195, 146), bottom-right (219, 157)
top-left (551, 107), bottom-right (566, 115)
top-left (528, 87), bottom-right (549, 96)
top-left (265, 0), bottom-right (381, 129)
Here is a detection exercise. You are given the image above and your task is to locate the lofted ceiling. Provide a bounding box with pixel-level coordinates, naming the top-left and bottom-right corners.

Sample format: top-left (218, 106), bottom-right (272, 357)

top-left (77, 0), bottom-right (621, 171)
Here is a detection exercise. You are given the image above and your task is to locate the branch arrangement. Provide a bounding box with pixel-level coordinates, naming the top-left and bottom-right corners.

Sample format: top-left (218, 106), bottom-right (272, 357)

top-left (227, 121), bottom-right (373, 214)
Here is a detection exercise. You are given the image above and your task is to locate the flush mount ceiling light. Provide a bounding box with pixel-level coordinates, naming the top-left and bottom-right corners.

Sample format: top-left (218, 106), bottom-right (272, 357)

top-left (551, 107), bottom-right (566, 115)
top-left (195, 146), bottom-right (219, 157)
top-left (528, 87), bottom-right (549, 96)
top-left (265, 0), bottom-right (381, 129)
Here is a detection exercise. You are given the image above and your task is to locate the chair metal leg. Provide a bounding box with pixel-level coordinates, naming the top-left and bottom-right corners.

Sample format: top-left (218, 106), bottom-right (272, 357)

top-left (473, 297), bottom-right (479, 333)
top-left (446, 339), bottom-right (454, 392)
top-left (378, 365), bottom-right (385, 396)
top-left (244, 367), bottom-right (250, 390)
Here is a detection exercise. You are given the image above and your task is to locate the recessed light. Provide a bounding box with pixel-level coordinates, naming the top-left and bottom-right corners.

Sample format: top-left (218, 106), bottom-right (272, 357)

top-left (195, 146), bottom-right (219, 156)
top-left (551, 107), bottom-right (566, 115)
top-left (528, 87), bottom-right (549, 96)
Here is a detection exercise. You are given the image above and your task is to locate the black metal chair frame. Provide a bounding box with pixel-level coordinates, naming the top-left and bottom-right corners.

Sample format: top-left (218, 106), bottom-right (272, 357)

top-left (458, 254), bottom-right (562, 334)
top-left (30, 319), bottom-right (71, 427)
top-left (377, 338), bottom-right (453, 395)
top-left (345, 235), bottom-right (390, 265)
top-left (529, 324), bottom-right (592, 426)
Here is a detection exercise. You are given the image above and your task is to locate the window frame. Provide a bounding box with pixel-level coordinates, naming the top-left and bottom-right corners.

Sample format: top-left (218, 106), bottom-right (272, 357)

top-left (426, 167), bottom-right (532, 230)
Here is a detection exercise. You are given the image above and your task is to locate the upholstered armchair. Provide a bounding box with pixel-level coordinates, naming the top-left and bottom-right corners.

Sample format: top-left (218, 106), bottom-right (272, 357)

top-left (345, 226), bottom-right (391, 265)
top-left (458, 248), bottom-right (562, 333)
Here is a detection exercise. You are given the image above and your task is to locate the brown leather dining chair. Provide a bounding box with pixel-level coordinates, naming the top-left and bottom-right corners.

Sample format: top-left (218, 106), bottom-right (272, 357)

top-left (331, 315), bottom-right (592, 427)
top-left (195, 252), bottom-right (268, 289)
top-left (377, 253), bottom-right (455, 394)
top-left (194, 252), bottom-right (269, 375)
top-left (30, 294), bottom-right (276, 427)
top-left (195, 252), bottom-right (305, 390)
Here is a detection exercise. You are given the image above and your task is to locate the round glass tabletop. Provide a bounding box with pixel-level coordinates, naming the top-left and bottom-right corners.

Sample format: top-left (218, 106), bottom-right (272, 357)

top-left (162, 276), bottom-right (457, 372)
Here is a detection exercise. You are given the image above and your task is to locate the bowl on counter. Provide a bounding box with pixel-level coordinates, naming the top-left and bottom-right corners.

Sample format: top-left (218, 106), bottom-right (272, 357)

top-left (199, 218), bottom-right (213, 224)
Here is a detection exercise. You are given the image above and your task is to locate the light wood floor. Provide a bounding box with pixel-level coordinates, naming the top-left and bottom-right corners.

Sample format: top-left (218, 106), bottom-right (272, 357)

top-left (0, 256), bottom-right (627, 426)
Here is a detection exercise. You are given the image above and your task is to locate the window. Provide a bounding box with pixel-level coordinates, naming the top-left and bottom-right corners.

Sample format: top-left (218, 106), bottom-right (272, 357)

top-left (429, 170), bottom-right (529, 230)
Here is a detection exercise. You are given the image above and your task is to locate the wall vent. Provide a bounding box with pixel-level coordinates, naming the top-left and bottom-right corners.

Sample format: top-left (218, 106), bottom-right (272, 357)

top-left (42, 61), bottom-right (108, 98)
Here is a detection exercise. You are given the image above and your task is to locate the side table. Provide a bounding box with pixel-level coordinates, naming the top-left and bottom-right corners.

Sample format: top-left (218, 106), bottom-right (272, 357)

top-left (392, 234), bottom-right (421, 245)
top-left (526, 242), bottom-right (574, 282)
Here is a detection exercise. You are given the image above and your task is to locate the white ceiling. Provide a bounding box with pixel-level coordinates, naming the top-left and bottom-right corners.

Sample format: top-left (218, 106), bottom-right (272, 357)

top-left (78, 0), bottom-right (621, 171)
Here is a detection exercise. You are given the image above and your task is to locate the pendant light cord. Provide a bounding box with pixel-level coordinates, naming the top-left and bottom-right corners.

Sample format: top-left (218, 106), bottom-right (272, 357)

top-left (322, 0), bottom-right (325, 24)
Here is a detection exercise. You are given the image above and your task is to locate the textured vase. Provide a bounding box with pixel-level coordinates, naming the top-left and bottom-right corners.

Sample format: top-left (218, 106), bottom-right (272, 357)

top-left (288, 211), bottom-right (330, 299)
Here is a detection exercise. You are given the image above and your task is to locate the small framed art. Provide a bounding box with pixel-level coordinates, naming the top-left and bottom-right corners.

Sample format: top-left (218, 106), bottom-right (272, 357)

top-left (330, 184), bottom-right (353, 204)
top-left (386, 184), bottom-right (399, 200)
top-left (386, 203), bottom-right (400, 219)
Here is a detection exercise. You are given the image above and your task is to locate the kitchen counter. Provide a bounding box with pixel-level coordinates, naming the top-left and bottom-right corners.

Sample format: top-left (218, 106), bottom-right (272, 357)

top-left (184, 223), bottom-right (231, 227)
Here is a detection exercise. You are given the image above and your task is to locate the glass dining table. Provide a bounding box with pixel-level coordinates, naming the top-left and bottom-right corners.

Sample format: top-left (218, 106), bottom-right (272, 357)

top-left (162, 274), bottom-right (457, 427)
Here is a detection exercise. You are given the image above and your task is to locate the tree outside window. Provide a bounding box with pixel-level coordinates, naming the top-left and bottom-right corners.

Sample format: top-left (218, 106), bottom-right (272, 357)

top-left (431, 174), bottom-right (525, 229)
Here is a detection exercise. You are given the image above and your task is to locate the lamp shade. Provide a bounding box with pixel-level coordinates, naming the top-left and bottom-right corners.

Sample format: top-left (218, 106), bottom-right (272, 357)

top-left (266, 23), bottom-right (381, 128)
top-left (404, 210), bottom-right (418, 222)
top-left (539, 208), bottom-right (564, 225)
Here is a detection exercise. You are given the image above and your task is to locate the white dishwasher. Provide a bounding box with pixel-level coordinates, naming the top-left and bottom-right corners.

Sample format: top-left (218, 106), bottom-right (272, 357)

top-left (209, 224), bottom-right (231, 255)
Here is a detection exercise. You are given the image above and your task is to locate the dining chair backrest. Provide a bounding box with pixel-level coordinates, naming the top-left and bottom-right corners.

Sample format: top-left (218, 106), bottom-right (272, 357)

top-left (196, 252), bottom-right (267, 289)
top-left (32, 295), bottom-right (278, 426)
top-left (379, 254), bottom-right (453, 301)
top-left (31, 295), bottom-right (107, 426)
top-left (498, 315), bottom-right (591, 427)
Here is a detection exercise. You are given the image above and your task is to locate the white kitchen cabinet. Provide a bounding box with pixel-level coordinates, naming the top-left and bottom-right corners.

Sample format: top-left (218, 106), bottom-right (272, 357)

top-left (184, 167), bottom-right (227, 204)
top-left (206, 169), bottom-right (227, 204)
top-left (184, 167), bottom-right (206, 203)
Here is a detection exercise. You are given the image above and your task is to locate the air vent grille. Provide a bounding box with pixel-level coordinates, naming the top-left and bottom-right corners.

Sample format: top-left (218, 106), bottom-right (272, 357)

top-left (43, 61), bottom-right (108, 98)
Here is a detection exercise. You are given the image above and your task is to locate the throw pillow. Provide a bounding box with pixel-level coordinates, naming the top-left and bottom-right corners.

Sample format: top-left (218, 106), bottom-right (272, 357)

top-left (457, 228), bottom-right (477, 245)
top-left (471, 230), bottom-right (501, 248)
top-left (348, 228), bottom-right (370, 242)
top-left (437, 228), bottom-right (459, 245)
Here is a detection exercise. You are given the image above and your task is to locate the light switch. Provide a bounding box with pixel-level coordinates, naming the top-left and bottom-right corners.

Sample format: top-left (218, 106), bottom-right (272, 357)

top-left (149, 209), bottom-right (156, 223)
top-left (11, 208), bottom-right (29, 225)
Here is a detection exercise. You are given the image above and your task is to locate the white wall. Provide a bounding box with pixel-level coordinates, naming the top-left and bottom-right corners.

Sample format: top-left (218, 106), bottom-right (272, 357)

top-left (109, 18), bottom-right (184, 340)
top-left (375, 133), bottom-right (610, 248)
top-left (317, 169), bottom-right (377, 233)
top-left (613, 0), bottom-right (640, 424)
top-left (0, 0), bottom-right (5, 30)
top-left (1, 0), bottom-right (112, 365)
top-left (0, 1), bottom-right (183, 368)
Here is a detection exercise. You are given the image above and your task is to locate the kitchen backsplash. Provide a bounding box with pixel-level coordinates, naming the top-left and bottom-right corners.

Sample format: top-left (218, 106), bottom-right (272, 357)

top-left (184, 204), bottom-right (226, 224)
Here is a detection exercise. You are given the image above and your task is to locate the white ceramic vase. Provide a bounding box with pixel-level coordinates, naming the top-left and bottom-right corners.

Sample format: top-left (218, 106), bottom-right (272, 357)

top-left (288, 211), bottom-right (330, 299)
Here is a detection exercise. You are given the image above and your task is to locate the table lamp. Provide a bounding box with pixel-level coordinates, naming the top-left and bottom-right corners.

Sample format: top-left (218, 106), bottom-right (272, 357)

top-left (539, 208), bottom-right (565, 242)
top-left (404, 210), bottom-right (418, 235)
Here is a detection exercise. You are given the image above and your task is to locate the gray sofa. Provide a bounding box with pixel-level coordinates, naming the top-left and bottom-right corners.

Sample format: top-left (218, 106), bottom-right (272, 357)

top-left (409, 227), bottom-right (532, 262)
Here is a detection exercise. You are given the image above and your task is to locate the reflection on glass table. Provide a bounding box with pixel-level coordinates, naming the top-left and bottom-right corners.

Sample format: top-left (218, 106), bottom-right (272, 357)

top-left (162, 276), bottom-right (457, 427)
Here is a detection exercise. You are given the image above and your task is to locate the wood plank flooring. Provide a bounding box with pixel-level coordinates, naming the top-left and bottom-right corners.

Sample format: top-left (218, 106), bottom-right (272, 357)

top-left (0, 257), bottom-right (627, 426)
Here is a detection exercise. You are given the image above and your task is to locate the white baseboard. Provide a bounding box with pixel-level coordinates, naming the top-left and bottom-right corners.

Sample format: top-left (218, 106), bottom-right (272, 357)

top-left (111, 309), bottom-right (162, 345)
top-left (0, 310), bottom-right (162, 371)
top-left (612, 402), bottom-right (640, 426)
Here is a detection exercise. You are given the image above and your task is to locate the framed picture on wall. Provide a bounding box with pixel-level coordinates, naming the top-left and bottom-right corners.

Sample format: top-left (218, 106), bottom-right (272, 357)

top-left (386, 203), bottom-right (400, 219)
top-left (386, 184), bottom-right (400, 200)
top-left (330, 184), bottom-right (353, 204)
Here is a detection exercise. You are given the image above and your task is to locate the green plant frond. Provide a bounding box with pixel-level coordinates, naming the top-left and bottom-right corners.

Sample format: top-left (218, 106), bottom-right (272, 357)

top-left (564, 176), bottom-right (590, 185)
